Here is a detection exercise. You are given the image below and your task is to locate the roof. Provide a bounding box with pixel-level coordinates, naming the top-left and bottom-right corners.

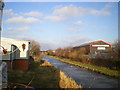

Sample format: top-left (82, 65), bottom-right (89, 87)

top-left (73, 40), bottom-right (112, 48)
top-left (1, 37), bottom-right (29, 42)
top-left (1, 37), bottom-right (30, 46)
top-left (1, 37), bottom-right (30, 51)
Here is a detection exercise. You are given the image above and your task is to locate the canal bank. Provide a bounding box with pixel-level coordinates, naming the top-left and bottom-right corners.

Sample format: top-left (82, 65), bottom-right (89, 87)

top-left (43, 56), bottom-right (119, 88)
top-left (48, 56), bottom-right (119, 79)
top-left (8, 60), bottom-right (81, 88)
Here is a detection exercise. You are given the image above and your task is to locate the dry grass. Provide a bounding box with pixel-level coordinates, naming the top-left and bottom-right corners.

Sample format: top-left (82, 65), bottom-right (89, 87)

top-left (8, 60), bottom-right (82, 88)
top-left (40, 61), bottom-right (53, 67)
top-left (41, 61), bottom-right (82, 88)
top-left (59, 71), bottom-right (82, 88)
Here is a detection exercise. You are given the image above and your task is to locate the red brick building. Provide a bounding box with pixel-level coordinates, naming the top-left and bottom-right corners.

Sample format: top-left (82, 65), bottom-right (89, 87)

top-left (73, 40), bottom-right (112, 54)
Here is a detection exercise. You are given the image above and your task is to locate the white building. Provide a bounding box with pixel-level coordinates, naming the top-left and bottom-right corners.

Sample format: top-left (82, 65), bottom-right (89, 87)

top-left (1, 37), bottom-right (30, 60)
top-left (0, 37), bottom-right (30, 70)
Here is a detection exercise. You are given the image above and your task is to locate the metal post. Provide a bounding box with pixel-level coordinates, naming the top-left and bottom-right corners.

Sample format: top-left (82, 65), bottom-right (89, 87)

top-left (0, 0), bottom-right (4, 36)
top-left (2, 62), bottom-right (7, 88)
top-left (0, 0), bottom-right (4, 58)
top-left (0, 0), bottom-right (5, 89)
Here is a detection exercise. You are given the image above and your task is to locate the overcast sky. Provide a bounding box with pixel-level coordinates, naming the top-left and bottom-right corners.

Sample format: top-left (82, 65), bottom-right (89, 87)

top-left (2, 2), bottom-right (118, 50)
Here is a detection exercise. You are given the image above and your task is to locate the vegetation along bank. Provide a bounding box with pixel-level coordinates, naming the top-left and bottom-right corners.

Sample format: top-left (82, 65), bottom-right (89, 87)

top-left (46, 41), bottom-right (120, 79)
top-left (48, 56), bottom-right (119, 79)
top-left (8, 60), bottom-right (82, 88)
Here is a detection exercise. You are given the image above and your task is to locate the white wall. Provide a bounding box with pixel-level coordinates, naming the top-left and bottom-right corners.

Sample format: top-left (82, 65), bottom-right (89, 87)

top-left (1, 37), bottom-right (30, 60)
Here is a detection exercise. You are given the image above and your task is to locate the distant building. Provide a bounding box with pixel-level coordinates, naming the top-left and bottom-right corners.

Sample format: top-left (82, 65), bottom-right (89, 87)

top-left (73, 40), bottom-right (112, 55)
top-left (0, 37), bottom-right (30, 70)
top-left (40, 51), bottom-right (48, 55)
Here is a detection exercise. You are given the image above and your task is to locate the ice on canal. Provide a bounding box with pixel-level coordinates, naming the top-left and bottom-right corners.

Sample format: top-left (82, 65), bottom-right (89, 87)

top-left (43, 56), bottom-right (119, 88)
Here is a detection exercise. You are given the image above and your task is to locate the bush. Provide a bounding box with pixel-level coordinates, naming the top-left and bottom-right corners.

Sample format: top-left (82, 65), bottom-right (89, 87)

top-left (90, 58), bottom-right (119, 70)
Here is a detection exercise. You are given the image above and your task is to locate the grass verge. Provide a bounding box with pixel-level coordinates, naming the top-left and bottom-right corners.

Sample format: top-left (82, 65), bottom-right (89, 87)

top-left (41, 61), bottom-right (82, 88)
top-left (48, 56), bottom-right (120, 79)
top-left (8, 60), bottom-right (82, 88)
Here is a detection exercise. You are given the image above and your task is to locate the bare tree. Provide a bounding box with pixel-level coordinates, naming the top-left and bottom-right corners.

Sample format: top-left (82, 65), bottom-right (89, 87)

top-left (29, 40), bottom-right (41, 61)
top-left (110, 41), bottom-right (120, 61)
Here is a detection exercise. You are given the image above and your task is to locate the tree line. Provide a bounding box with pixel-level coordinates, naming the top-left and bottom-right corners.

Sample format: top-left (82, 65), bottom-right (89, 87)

top-left (47, 41), bottom-right (120, 70)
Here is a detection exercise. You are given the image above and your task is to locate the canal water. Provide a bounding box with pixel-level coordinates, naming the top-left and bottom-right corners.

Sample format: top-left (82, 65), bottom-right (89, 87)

top-left (43, 56), bottom-right (119, 88)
